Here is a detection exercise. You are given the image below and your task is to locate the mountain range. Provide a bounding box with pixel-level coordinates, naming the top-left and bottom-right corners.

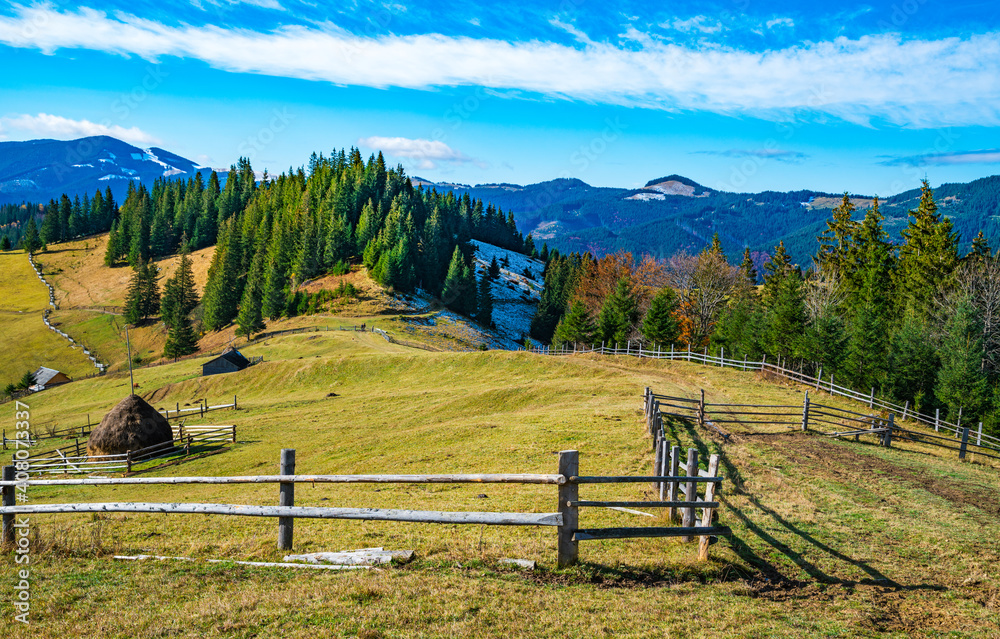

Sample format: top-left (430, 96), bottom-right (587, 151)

top-left (0, 136), bottom-right (204, 205)
top-left (2, 135), bottom-right (998, 265)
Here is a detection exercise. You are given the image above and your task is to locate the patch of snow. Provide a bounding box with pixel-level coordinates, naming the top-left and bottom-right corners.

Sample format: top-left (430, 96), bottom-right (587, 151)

top-left (470, 240), bottom-right (545, 345)
top-left (71, 163), bottom-right (94, 168)
top-left (98, 158), bottom-right (115, 164)
top-left (626, 192), bottom-right (666, 201)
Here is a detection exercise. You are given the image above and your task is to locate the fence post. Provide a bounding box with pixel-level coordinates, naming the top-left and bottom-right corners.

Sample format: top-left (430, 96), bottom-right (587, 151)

top-left (234, 395), bottom-right (238, 411)
top-left (644, 387), bottom-right (651, 419)
top-left (232, 425), bottom-right (237, 443)
top-left (652, 402), bottom-right (661, 441)
top-left (688, 344), bottom-right (691, 361)
top-left (658, 438), bottom-right (668, 500)
top-left (801, 391), bottom-right (810, 431)
top-left (935, 409), bottom-right (940, 432)
top-left (743, 354), bottom-right (747, 371)
top-left (698, 454), bottom-right (720, 561)
top-left (278, 448), bottom-right (296, 550)
top-left (653, 434), bottom-right (663, 490)
top-left (869, 388), bottom-right (875, 409)
top-left (959, 427), bottom-right (970, 460)
top-left (884, 414), bottom-right (894, 448)
top-left (699, 389), bottom-right (705, 428)
top-left (720, 347), bottom-right (724, 367)
top-left (977, 422), bottom-right (983, 447)
top-left (557, 450), bottom-right (579, 568)
top-left (681, 448), bottom-right (698, 542)
top-left (902, 401), bottom-right (909, 422)
top-left (176, 402), bottom-right (179, 418)
top-left (75, 438), bottom-right (80, 457)
top-left (667, 446), bottom-right (680, 522)
top-left (1, 430), bottom-right (5, 450)
top-left (126, 450), bottom-right (132, 473)
top-left (830, 374), bottom-right (835, 395)
top-left (2, 466), bottom-right (14, 546)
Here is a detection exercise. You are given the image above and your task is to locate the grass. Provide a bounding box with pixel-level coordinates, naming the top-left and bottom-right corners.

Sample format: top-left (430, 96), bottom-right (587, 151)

top-left (0, 250), bottom-right (97, 385)
top-left (4, 334), bottom-right (1000, 637)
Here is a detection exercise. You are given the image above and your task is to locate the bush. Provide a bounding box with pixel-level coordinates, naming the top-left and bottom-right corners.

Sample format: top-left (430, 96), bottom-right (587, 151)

top-left (331, 260), bottom-right (351, 276)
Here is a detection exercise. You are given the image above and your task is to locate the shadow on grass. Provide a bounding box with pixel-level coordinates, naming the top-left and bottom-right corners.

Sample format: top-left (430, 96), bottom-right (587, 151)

top-left (659, 414), bottom-right (945, 594)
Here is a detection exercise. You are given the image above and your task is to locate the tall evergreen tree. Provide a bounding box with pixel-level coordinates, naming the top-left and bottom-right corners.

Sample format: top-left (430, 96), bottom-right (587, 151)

top-left (816, 193), bottom-right (858, 275)
top-left (553, 300), bottom-right (597, 347)
top-left (21, 216), bottom-right (42, 253)
top-left (885, 312), bottom-right (939, 407)
top-left (236, 248), bottom-right (267, 337)
top-left (895, 180), bottom-right (959, 320)
top-left (160, 245), bottom-right (199, 330)
top-left (598, 278), bottom-right (640, 345)
top-left (761, 241), bottom-right (792, 305)
top-left (764, 269), bottom-right (807, 359)
top-left (739, 247), bottom-right (757, 286)
top-left (936, 298), bottom-right (991, 423)
top-left (123, 261), bottom-right (160, 324)
top-left (473, 271), bottom-right (493, 327)
top-left (162, 304), bottom-right (199, 359)
top-left (642, 287), bottom-right (680, 346)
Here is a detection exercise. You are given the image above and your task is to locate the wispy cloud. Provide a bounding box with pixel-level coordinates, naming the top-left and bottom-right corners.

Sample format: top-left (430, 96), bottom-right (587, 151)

top-left (880, 149), bottom-right (1000, 166)
top-left (0, 112), bottom-right (160, 145)
top-left (2, 6), bottom-right (1000, 128)
top-left (358, 136), bottom-right (484, 170)
top-left (665, 15), bottom-right (723, 34)
top-left (766, 17), bottom-right (795, 29)
top-left (696, 149), bottom-right (809, 163)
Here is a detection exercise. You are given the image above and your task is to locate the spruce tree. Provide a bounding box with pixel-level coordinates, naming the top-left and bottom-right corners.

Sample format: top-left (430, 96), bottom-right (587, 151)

top-left (895, 180), bottom-right (958, 320)
top-left (441, 246), bottom-right (469, 312)
top-left (488, 256), bottom-right (501, 280)
top-left (936, 298), bottom-right (991, 423)
top-left (236, 248), bottom-right (266, 338)
top-left (761, 241), bottom-right (792, 305)
top-left (598, 278), bottom-right (640, 345)
top-left (21, 217), bottom-right (41, 253)
top-left (0, 236), bottom-right (9, 251)
top-left (764, 269), bottom-right (807, 359)
top-left (553, 301), bottom-right (597, 347)
top-left (123, 262), bottom-right (159, 325)
top-left (642, 287), bottom-right (680, 346)
top-left (160, 246), bottom-right (199, 330)
top-left (886, 313), bottom-right (939, 407)
top-left (739, 247), bottom-right (757, 286)
top-left (708, 232), bottom-right (724, 257)
top-left (473, 271), bottom-right (493, 327)
top-left (816, 193), bottom-right (858, 274)
top-left (163, 305), bottom-right (199, 359)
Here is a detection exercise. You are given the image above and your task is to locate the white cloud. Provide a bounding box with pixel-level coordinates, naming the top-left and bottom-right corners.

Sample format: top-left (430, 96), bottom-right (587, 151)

top-left (881, 149), bottom-right (1000, 166)
top-left (666, 16), bottom-right (723, 34)
top-left (766, 18), bottom-right (795, 29)
top-left (2, 6), bottom-right (1000, 128)
top-left (358, 136), bottom-right (483, 170)
top-left (0, 112), bottom-right (160, 145)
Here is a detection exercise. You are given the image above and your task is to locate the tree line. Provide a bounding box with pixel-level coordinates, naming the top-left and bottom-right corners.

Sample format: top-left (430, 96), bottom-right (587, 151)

top-left (530, 181), bottom-right (1000, 436)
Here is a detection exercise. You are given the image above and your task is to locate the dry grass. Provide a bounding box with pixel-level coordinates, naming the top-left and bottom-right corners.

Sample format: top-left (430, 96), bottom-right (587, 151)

top-left (5, 341), bottom-right (1000, 637)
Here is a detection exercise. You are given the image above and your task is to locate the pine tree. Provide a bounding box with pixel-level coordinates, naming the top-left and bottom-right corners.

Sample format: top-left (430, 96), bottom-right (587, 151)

top-left (553, 301), bottom-right (597, 346)
top-left (968, 231), bottom-right (991, 262)
top-left (815, 193), bottom-right (858, 274)
top-left (708, 232), bottom-right (724, 257)
top-left (886, 313), bottom-right (939, 407)
top-left (202, 222), bottom-right (244, 331)
top-left (441, 246), bottom-right (471, 313)
top-left (236, 248), bottom-right (266, 338)
top-left (162, 304), bottom-right (199, 359)
top-left (39, 201), bottom-right (59, 246)
top-left (598, 278), bottom-right (640, 345)
top-left (895, 180), bottom-right (959, 320)
top-left (761, 241), bottom-right (792, 305)
top-left (764, 269), bottom-right (807, 358)
top-left (642, 287), bottom-right (680, 346)
top-left (739, 247), bottom-right (757, 286)
top-left (21, 216), bottom-right (41, 253)
top-left (160, 245), bottom-right (199, 330)
top-left (124, 263), bottom-right (152, 325)
top-left (0, 236), bottom-right (9, 251)
top-left (936, 298), bottom-right (991, 423)
top-left (488, 256), bottom-right (501, 280)
top-left (473, 271), bottom-right (493, 327)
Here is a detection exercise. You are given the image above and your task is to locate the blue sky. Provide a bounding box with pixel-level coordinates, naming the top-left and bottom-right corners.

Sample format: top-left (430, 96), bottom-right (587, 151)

top-left (1, 1), bottom-right (1000, 195)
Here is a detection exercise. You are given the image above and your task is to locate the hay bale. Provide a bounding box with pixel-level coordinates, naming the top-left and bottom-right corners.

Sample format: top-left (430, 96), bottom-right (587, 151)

top-left (87, 394), bottom-right (173, 457)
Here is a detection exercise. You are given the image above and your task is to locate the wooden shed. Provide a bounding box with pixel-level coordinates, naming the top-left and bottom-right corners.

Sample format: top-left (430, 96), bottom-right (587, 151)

top-left (31, 366), bottom-right (71, 391)
top-left (202, 347), bottom-right (251, 376)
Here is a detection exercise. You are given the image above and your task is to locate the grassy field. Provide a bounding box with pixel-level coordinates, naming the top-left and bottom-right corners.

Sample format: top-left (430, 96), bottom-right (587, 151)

top-left (2, 328), bottom-right (999, 638)
top-left (0, 250), bottom-right (97, 386)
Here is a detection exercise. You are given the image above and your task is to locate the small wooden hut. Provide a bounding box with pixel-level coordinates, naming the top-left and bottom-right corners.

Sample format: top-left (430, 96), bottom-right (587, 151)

top-left (202, 347), bottom-right (251, 376)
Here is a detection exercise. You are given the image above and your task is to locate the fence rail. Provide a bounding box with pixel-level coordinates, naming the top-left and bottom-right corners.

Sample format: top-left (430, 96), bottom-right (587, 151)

top-left (1, 448), bottom-right (727, 566)
top-left (13, 425), bottom-right (237, 475)
top-left (541, 343), bottom-right (1000, 454)
top-left (645, 385), bottom-right (1000, 465)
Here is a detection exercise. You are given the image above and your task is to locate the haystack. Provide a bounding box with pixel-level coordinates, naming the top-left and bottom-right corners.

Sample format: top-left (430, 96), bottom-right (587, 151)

top-left (87, 394), bottom-right (173, 457)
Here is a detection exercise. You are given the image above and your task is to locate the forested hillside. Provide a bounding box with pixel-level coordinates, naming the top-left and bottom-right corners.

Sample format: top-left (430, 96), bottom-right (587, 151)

top-left (530, 184), bottom-right (1000, 437)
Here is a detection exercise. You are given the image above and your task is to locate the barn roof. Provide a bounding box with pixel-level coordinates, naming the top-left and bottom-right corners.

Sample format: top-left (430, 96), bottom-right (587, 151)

top-left (33, 366), bottom-right (65, 386)
top-left (204, 347), bottom-right (250, 370)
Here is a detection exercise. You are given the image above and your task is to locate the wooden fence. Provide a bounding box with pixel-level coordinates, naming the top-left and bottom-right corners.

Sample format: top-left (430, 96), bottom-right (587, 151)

top-left (2, 396), bottom-right (238, 449)
top-left (644, 386), bottom-right (1000, 464)
top-left (0, 448), bottom-right (729, 566)
top-left (536, 342), bottom-right (1000, 455)
top-left (12, 424), bottom-right (237, 475)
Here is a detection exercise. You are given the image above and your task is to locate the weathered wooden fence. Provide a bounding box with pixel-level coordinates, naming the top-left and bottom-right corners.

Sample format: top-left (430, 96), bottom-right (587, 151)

top-left (540, 343), bottom-right (1000, 455)
top-left (644, 387), bottom-right (1000, 464)
top-left (12, 425), bottom-right (237, 475)
top-left (1, 448), bottom-right (728, 566)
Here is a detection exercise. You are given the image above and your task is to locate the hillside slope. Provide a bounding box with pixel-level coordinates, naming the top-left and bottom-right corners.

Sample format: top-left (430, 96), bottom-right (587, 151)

top-left (13, 334), bottom-right (1000, 638)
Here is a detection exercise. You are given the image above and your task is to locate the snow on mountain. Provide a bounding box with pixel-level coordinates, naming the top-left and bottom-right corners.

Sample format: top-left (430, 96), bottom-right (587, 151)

top-left (470, 240), bottom-right (544, 346)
